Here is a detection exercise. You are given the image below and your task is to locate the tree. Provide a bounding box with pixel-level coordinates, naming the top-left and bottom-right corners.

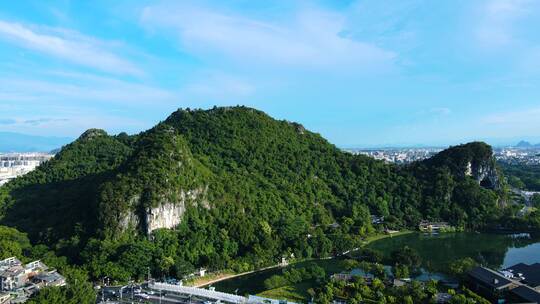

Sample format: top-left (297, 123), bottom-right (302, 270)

top-left (0, 226), bottom-right (31, 259)
top-left (28, 268), bottom-right (95, 304)
top-left (532, 194), bottom-right (540, 208)
top-left (264, 275), bottom-right (289, 289)
top-left (174, 258), bottom-right (195, 278)
top-left (390, 246), bottom-right (421, 269)
top-left (393, 264), bottom-right (409, 279)
top-left (449, 257), bottom-right (477, 279)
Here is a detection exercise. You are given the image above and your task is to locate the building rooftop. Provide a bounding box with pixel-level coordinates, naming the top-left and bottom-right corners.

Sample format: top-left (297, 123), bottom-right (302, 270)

top-left (248, 295), bottom-right (297, 304)
top-left (34, 271), bottom-right (64, 284)
top-left (506, 263), bottom-right (540, 288)
top-left (468, 267), bottom-right (513, 290)
top-left (0, 265), bottom-right (24, 278)
top-left (510, 285), bottom-right (540, 304)
top-left (0, 257), bottom-right (22, 269)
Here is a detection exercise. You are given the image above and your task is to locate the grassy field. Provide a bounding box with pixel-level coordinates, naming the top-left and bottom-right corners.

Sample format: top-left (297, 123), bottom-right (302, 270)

top-left (257, 280), bottom-right (314, 302)
top-left (253, 259), bottom-right (355, 302)
top-left (361, 230), bottom-right (413, 245)
top-left (183, 270), bottom-right (235, 287)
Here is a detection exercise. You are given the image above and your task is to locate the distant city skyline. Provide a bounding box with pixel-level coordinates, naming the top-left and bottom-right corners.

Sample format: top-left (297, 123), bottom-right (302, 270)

top-left (1, 1), bottom-right (540, 147)
top-left (2, 130), bottom-right (540, 153)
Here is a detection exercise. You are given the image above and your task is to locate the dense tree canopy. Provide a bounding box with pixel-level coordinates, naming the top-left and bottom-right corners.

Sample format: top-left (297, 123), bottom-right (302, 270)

top-left (0, 106), bottom-right (534, 284)
top-left (500, 163), bottom-right (540, 191)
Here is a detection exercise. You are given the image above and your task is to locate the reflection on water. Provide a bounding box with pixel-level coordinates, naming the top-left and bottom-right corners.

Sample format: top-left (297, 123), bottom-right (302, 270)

top-left (213, 233), bottom-right (540, 296)
top-left (367, 232), bottom-right (540, 271)
top-left (212, 259), bottom-right (343, 296)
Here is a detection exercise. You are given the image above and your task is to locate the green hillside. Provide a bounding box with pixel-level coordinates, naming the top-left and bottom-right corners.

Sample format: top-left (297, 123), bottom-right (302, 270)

top-left (0, 106), bottom-right (535, 283)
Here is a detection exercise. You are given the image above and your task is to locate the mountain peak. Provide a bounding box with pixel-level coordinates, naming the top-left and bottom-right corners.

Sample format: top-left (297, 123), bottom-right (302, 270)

top-left (421, 141), bottom-right (500, 190)
top-left (516, 140), bottom-right (532, 148)
top-left (78, 129), bottom-right (108, 141)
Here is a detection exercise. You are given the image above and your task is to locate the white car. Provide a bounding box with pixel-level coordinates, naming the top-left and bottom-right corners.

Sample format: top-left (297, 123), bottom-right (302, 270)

top-left (135, 293), bottom-right (151, 299)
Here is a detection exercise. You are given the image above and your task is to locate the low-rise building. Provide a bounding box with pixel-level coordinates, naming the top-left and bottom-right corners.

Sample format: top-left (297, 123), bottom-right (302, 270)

top-left (248, 295), bottom-right (297, 304)
top-left (33, 271), bottom-right (66, 288)
top-left (468, 265), bottom-right (540, 303)
top-left (0, 257), bottom-right (66, 303)
top-left (504, 263), bottom-right (540, 291)
top-left (467, 266), bottom-right (515, 301)
top-left (0, 292), bottom-right (11, 304)
top-left (0, 258), bottom-right (26, 292)
top-left (509, 285), bottom-right (540, 304)
top-left (434, 292), bottom-right (452, 303)
top-left (418, 221), bottom-right (451, 232)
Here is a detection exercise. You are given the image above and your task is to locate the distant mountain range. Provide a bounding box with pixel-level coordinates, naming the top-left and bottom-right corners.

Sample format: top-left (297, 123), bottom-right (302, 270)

top-left (0, 132), bottom-right (73, 153)
top-left (516, 140), bottom-right (540, 148)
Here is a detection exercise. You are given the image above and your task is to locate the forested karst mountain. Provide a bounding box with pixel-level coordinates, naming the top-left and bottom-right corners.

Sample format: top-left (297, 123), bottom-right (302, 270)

top-left (0, 106), bottom-right (532, 282)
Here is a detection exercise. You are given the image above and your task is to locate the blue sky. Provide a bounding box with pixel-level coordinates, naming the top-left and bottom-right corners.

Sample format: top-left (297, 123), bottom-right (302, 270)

top-left (1, 0), bottom-right (540, 147)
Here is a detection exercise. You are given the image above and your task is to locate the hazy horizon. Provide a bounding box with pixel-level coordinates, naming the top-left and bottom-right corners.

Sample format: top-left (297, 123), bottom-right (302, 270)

top-left (1, 127), bottom-right (540, 153)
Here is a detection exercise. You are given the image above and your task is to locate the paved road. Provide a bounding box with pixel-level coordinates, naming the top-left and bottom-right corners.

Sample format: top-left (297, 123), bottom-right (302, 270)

top-left (150, 282), bottom-right (246, 303)
top-left (98, 284), bottom-right (228, 304)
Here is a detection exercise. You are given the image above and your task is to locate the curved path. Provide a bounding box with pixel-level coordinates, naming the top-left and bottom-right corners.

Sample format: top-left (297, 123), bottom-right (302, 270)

top-left (194, 264), bottom-right (283, 288)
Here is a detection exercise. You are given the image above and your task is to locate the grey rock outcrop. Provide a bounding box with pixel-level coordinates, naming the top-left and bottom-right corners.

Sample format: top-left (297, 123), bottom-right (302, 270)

top-left (119, 187), bottom-right (208, 235)
top-left (466, 160), bottom-right (500, 190)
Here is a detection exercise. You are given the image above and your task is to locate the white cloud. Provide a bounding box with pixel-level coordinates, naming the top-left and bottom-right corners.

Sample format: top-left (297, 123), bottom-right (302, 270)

top-left (0, 74), bottom-right (176, 105)
top-left (481, 107), bottom-right (540, 125)
top-left (474, 0), bottom-right (532, 48)
top-left (0, 117), bottom-right (68, 126)
top-left (0, 20), bottom-right (143, 76)
top-left (0, 112), bottom-right (147, 138)
top-left (140, 3), bottom-right (396, 70)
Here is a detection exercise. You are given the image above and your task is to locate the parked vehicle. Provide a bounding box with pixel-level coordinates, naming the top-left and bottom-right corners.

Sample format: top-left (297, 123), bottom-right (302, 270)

top-left (135, 293), bottom-right (150, 299)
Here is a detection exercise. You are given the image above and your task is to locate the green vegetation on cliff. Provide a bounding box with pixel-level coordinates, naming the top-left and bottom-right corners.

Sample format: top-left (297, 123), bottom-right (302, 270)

top-left (0, 106), bottom-right (535, 284)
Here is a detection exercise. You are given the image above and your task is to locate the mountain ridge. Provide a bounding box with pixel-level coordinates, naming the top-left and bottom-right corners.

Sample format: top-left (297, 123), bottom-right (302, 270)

top-left (0, 106), bottom-right (526, 282)
top-left (516, 140), bottom-right (540, 148)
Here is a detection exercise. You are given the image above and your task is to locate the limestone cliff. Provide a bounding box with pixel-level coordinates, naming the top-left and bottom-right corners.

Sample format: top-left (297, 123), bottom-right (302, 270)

top-left (466, 158), bottom-right (500, 190)
top-left (144, 187), bottom-right (207, 234)
top-left (423, 141), bottom-right (502, 190)
top-left (97, 125), bottom-right (211, 238)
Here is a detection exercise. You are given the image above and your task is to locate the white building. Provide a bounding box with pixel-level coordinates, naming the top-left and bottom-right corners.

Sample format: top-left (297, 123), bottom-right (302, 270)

top-left (0, 153), bottom-right (53, 186)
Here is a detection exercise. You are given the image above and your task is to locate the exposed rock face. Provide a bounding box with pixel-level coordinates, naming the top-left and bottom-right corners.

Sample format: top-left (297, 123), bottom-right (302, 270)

top-left (144, 187), bottom-right (207, 234)
top-left (423, 141), bottom-right (502, 190)
top-left (119, 210), bottom-right (139, 232)
top-left (471, 160), bottom-right (500, 190)
top-left (145, 201), bottom-right (185, 234)
top-left (119, 187), bottom-right (208, 235)
top-left (118, 195), bottom-right (141, 232)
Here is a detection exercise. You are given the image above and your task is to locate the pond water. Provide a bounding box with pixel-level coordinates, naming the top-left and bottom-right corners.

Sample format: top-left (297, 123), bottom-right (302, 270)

top-left (212, 232), bottom-right (540, 296)
top-left (366, 232), bottom-right (540, 271)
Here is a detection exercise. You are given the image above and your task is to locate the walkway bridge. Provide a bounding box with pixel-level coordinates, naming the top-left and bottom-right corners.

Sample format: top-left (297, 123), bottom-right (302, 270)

top-left (148, 282), bottom-right (248, 304)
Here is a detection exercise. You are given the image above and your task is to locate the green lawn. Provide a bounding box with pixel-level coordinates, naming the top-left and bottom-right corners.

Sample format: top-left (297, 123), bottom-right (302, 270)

top-left (257, 280), bottom-right (314, 303)
top-left (362, 230), bottom-right (413, 245)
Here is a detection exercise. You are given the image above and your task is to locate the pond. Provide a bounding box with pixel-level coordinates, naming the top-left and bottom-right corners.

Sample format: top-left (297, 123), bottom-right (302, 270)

top-left (211, 259), bottom-right (345, 296)
top-left (211, 232), bottom-right (540, 296)
top-left (366, 232), bottom-right (540, 271)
